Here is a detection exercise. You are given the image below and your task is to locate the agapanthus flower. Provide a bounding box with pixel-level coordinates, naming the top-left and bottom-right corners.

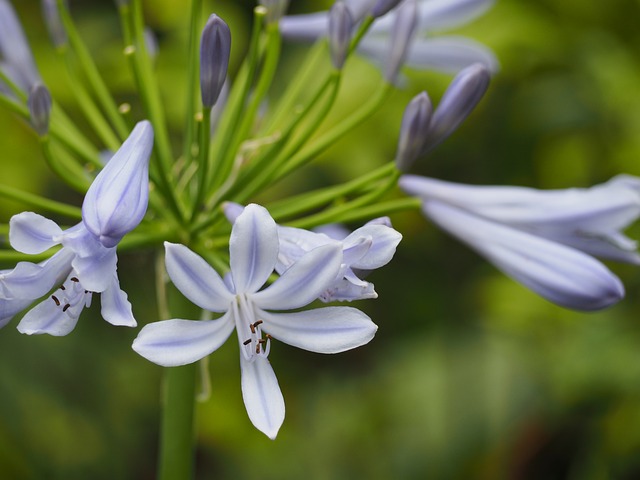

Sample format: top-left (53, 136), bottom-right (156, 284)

top-left (279, 0), bottom-right (498, 76)
top-left (0, 121), bottom-right (154, 334)
top-left (0, 0), bottom-right (42, 93)
top-left (399, 174), bottom-right (640, 310)
top-left (133, 204), bottom-right (377, 438)
top-left (223, 202), bottom-right (402, 302)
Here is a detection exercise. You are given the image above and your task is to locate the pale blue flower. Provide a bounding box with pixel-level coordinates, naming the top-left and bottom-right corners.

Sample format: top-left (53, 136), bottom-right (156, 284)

top-left (0, 121), bottom-right (153, 334)
top-left (399, 174), bottom-right (640, 310)
top-left (224, 203), bottom-right (402, 302)
top-left (0, 0), bottom-right (41, 93)
top-left (132, 204), bottom-right (377, 438)
top-left (279, 0), bottom-right (498, 75)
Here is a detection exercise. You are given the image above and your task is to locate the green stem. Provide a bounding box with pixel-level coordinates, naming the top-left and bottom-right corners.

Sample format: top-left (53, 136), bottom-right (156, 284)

top-left (0, 184), bottom-right (82, 219)
top-left (192, 106), bottom-right (212, 218)
top-left (41, 139), bottom-right (91, 193)
top-left (182, 0), bottom-right (204, 165)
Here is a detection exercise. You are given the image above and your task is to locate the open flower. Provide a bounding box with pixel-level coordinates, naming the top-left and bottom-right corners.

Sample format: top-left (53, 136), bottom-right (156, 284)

top-left (0, 121), bottom-right (154, 334)
top-left (279, 0), bottom-right (498, 76)
top-left (399, 174), bottom-right (640, 310)
top-left (133, 204), bottom-right (377, 438)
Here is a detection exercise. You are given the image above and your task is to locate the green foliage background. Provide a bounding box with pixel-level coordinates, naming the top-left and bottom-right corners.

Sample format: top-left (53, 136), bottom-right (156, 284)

top-left (1, 0), bottom-right (640, 478)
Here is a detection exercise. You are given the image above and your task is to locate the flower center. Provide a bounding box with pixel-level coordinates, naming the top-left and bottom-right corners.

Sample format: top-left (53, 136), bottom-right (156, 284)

top-left (49, 274), bottom-right (93, 319)
top-left (234, 293), bottom-right (271, 362)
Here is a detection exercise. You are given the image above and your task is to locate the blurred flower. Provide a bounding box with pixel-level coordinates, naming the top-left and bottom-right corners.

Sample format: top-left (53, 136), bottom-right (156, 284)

top-left (224, 203), bottom-right (402, 302)
top-left (280, 0), bottom-right (498, 76)
top-left (133, 204), bottom-right (377, 438)
top-left (0, 121), bottom-right (153, 334)
top-left (28, 84), bottom-right (53, 136)
top-left (200, 14), bottom-right (231, 108)
top-left (328, 1), bottom-right (353, 70)
top-left (399, 174), bottom-right (640, 310)
top-left (41, 0), bottom-right (68, 48)
top-left (0, 0), bottom-right (42, 93)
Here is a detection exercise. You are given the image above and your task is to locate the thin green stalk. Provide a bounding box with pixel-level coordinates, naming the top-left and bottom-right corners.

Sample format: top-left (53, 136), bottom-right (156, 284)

top-left (348, 16), bottom-right (375, 53)
top-left (192, 106), bottom-right (212, 218)
top-left (0, 249), bottom-right (58, 263)
top-left (182, 0), bottom-right (204, 165)
top-left (41, 139), bottom-right (91, 193)
top-left (0, 184), bottom-right (82, 219)
top-left (57, 0), bottom-right (129, 140)
top-left (0, 70), bottom-right (27, 101)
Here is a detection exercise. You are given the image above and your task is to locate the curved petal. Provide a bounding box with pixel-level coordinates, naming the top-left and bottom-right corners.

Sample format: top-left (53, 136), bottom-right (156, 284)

top-left (100, 275), bottom-right (136, 327)
top-left (279, 12), bottom-right (328, 41)
top-left (276, 226), bottom-right (333, 272)
top-left (404, 36), bottom-right (499, 74)
top-left (0, 297), bottom-right (33, 329)
top-left (72, 247), bottom-right (117, 293)
top-left (132, 312), bottom-right (235, 367)
top-left (240, 355), bottom-right (284, 440)
top-left (424, 201), bottom-right (624, 311)
top-left (253, 243), bottom-right (342, 310)
top-left (230, 204), bottom-right (279, 294)
top-left (345, 225), bottom-right (402, 269)
top-left (417, 0), bottom-right (495, 31)
top-left (9, 212), bottom-right (63, 254)
top-left (318, 277), bottom-right (378, 303)
top-left (259, 306), bottom-right (377, 353)
top-left (165, 242), bottom-right (234, 312)
top-left (342, 235), bottom-right (373, 266)
top-left (17, 297), bottom-right (80, 336)
top-left (0, 248), bottom-right (73, 299)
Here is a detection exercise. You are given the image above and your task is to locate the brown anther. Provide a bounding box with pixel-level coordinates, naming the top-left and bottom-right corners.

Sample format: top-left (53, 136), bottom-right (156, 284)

top-left (265, 334), bottom-right (273, 340)
top-left (51, 295), bottom-right (60, 306)
top-left (243, 339), bottom-right (252, 346)
top-left (70, 277), bottom-right (79, 283)
top-left (249, 324), bottom-right (256, 334)
top-left (62, 303), bottom-right (71, 312)
top-left (258, 339), bottom-right (266, 345)
top-left (255, 344), bottom-right (261, 354)
top-left (60, 285), bottom-right (66, 291)
top-left (253, 320), bottom-right (263, 327)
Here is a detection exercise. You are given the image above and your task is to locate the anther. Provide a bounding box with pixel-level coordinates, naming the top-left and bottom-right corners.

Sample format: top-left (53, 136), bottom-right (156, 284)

top-left (62, 303), bottom-right (71, 312)
top-left (51, 295), bottom-right (60, 306)
top-left (243, 339), bottom-right (252, 346)
top-left (266, 334), bottom-right (273, 340)
top-left (70, 277), bottom-right (79, 283)
top-left (249, 324), bottom-right (255, 334)
top-left (60, 285), bottom-right (66, 291)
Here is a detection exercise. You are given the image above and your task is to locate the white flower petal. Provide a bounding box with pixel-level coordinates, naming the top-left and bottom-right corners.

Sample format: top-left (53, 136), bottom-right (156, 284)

top-left (100, 275), bottom-right (136, 327)
top-left (276, 225), bottom-right (333, 272)
top-left (404, 36), bottom-right (499, 74)
top-left (230, 204), bottom-right (279, 293)
top-left (9, 212), bottom-right (62, 254)
top-left (318, 277), bottom-right (378, 303)
top-left (165, 242), bottom-right (233, 312)
top-left (254, 243), bottom-right (342, 310)
top-left (345, 225), bottom-right (402, 269)
top-left (0, 297), bottom-right (33, 329)
top-left (132, 312), bottom-right (235, 367)
top-left (0, 248), bottom-right (73, 299)
top-left (260, 307), bottom-right (377, 353)
top-left (425, 201), bottom-right (624, 311)
top-left (17, 297), bottom-right (80, 336)
top-left (240, 355), bottom-right (284, 440)
top-left (71, 247), bottom-right (118, 293)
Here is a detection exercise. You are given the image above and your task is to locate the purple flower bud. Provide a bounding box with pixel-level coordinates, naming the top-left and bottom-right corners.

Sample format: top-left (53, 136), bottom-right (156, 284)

top-left (370, 0), bottom-right (403, 18)
top-left (328, 2), bottom-right (353, 70)
top-left (41, 0), bottom-right (67, 48)
top-left (422, 63), bottom-right (490, 154)
top-left (200, 14), bottom-right (231, 108)
top-left (395, 91), bottom-right (432, 172)
top-left (82, 121), bottom-right (154, 248)
top-left (384, 0), bottom-right (418, 83)
top-left (28, 84), bottom-right (52, 136)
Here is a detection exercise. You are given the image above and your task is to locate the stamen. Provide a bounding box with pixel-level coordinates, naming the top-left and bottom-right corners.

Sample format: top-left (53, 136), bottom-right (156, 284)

top-left (51, 295), bottom-right (60, 306)
top-left (62, 303), bottom-right (71, 312)
top-left (266, 334), bottom-right (273, 340)
top-left (243, 339), bottom-right (252, 346)
top-left (253, 320), bottom-right (263, 327)
top-left (249, 323), bottom-right (255, 334)
top-left (70, 277), bottom-right (79, 283)
top-left (60, 285), bottom-right (66, 291)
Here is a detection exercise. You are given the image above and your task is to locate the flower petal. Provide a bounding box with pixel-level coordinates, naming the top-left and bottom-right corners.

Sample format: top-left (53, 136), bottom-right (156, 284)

top-left (318, 277), bottom-right (378, 303)
top-left (0, 248), bottom-right (73, 299)
top-left (253, 243), bottom-right (342, 310)
top-left (230, 204), bottom-right (279, 293)
top-left (101, 275), bottom-right (136, 327)
top-left (240, 355), bottom-right (284, 439)
top-left (71, 247), bottom-right (118, 293)
top-left (344, 224), bottom-right (402, 269)
top-left (0, 297), bottom-right (33, 329)
top-left (424, 200), bottom-right (624, 311)
top-left (132, 313), bottom-right (235, 367)
top-left (17, 296), bottom-right (80, 336)
top-left (164, 242), bottom-right (234, 311)
top-left (404, 36), bottom-right (499, 74)
top-left (259, 306), bottom-right (377, 353)
top-left (279, 12), bottom-right (328, 41)
top-left (276, 225), bottom-right (333, 272)
top-left (9, 212), bottom-right (63, 254)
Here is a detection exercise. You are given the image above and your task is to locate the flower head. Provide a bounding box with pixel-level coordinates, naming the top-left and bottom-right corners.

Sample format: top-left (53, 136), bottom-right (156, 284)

top-left (399, 174), bottom-right (640, 310)
top-left (0, 121), bottom-right (153, 334)
top-left (133, 204), bottom-right (377, 438)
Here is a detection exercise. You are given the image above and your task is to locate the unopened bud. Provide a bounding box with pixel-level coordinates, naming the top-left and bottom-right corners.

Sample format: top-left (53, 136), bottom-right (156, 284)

top-left (200, 14), bottom-right (231, 108)
top-left (395, 92), bottom-right (432, 171)
top-left (328, 2), bottom-right (353, 70)
top-left (423, 63), bottom-right (490, 154)
top-left (28, 84), bottom-right (52, 136)
top-left (41, 0), bottom-right (67, 48)
top-left (370, 0), bottom-right (403, 18)
top-left (384, 0), bottom-right (417, 83)
top-left (144, 27), bottom-right (159, 63)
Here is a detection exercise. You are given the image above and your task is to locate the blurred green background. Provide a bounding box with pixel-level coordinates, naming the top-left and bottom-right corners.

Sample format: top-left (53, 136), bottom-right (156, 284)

top-left (2, 0), bottom-right (640, 478)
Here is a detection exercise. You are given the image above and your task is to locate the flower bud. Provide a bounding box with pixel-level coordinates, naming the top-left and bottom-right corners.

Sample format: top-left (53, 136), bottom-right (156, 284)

top-left (41, 0), bottom-right (67, 48)
top-left (28, 84), bottom-right (52, 136)
top-left (370, 0), bottom-right (403, 18)
top-left (328, 2), bottom-right (353, 70)
top-left (423, 63), bottom-right (490, 154)
top-left (200, 14), bottom-right (231, 108)
top-left (395, 92), bottom-right (432, 172)
top-left (384, 0), bottom-right (417, 83)
top-left (82, 121), bottom-right (154, 248)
